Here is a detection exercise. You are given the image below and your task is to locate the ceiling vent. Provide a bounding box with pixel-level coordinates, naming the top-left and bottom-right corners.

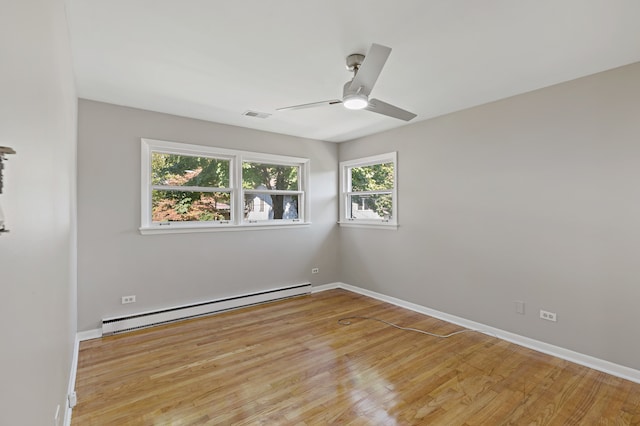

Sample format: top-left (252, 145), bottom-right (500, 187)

top-left (242, 110), bottom-right (271, 119)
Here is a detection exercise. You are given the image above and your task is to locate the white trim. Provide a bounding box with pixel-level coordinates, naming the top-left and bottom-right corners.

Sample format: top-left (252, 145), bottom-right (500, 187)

top-left (77, 328), bottom-right (102, 341)
top-left (314, 283), bottom-right (640, 384)
top-left (63, 328), bottom-right (101, 426)
top-left (140, 138), bottom-right (310, 233)
top-left (311, 282), bottom-right (341, 293)
top-left (339, 151), bottom-right (397, 227)
top-left (63, 334), bottom-right (79, 426)
top-left (338, 221), bottom-right (398, 230)
top-left (152, 184), bottom-right (230, 193)
top-left (243, 189), bottom-right (302, 196)
top-left (140, 222), bottom-right (310, 235)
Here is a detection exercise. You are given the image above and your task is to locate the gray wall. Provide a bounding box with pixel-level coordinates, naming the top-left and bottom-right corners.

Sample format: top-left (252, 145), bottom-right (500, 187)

top-left (76, 62), bottom-right (640, 372)
top-left (0, 0), bottom-right (77, 424)
top-left (77, 100), bottom-right (339, 331)
top-left (339, 62), bottom-right (640, 370)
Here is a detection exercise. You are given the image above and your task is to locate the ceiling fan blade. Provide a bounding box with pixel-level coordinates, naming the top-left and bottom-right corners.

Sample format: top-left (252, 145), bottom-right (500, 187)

top-left (366, 98), bottom-right (417, 121)
top-left (277, 100), bottom-right (342, 112)
top-left (348, 43), bottom-right (392, 96)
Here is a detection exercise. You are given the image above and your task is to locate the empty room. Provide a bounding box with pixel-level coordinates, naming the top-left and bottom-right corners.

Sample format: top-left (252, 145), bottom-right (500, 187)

top-left (2, 0), bottom-right (640, 425)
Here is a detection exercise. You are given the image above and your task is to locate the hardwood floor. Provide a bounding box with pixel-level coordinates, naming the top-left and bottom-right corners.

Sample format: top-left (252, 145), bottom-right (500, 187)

top-left (72, 289), bottom-right (640, 425)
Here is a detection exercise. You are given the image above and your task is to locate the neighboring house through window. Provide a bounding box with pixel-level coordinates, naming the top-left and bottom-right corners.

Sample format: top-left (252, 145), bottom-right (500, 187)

top-left (140, 138), bottom-right (309, 234)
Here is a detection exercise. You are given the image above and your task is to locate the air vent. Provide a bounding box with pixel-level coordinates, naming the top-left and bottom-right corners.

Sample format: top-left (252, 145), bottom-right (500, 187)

top-left (242, 110), bottom-right (271, 119)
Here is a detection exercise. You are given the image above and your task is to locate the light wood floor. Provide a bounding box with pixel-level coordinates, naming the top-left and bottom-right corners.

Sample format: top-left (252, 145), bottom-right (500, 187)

top-left (72, 289), bottom-right (640, 425)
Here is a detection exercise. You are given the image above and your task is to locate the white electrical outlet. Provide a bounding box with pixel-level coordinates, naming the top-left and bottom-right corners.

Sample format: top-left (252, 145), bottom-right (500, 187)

top-left (540, 309), bottom-right (557, 322)
top-left (121, 295), bottom-right (136, 304)
top-left (311, 268), bottom-right (319, 274)
top-left (515, 300), bottom-right (525, 315)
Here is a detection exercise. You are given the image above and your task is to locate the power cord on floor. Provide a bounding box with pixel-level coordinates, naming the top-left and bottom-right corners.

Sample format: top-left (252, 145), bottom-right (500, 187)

top-left (338, 316), bottom-right (478, 338)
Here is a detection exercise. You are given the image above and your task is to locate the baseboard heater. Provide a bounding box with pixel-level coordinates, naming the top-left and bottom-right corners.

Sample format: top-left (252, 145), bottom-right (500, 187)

top-left (102, 283), bottom-right (311, 336)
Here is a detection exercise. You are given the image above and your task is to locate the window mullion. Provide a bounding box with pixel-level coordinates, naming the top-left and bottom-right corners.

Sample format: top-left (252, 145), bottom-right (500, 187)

top-left (346, 190), bottom-right (392, 196)
top-left (232, 155), bottom-right (242, 225)
top-left (152, 185), bottom-right (230, 193)
top-left (244, 189), bottom-right (302, 195)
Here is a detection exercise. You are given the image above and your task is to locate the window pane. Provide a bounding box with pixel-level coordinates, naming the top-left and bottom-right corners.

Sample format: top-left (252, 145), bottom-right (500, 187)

top-left (350, 162), bottom-right (394, 192)
top-left (152, 153), bottom-right (229, 187)
top-left (348, 193), bottom-right (392, 220)
top-left (242, 162), bottom-right (298, 190)
top-left (152, 190), bottom-right (231, 222)
top-left (244, 193), bottom-right (299, 221)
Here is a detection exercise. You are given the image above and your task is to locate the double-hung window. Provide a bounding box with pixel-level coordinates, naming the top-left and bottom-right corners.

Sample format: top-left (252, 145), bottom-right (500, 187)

top-left (339, 152), bottom-right (397, 228)
top-left (242, 160), bottom-right (302, 223)
top-left (141, 138), bottom-right (309, 234)
top-left (149, 150), bottom-right (233, 224)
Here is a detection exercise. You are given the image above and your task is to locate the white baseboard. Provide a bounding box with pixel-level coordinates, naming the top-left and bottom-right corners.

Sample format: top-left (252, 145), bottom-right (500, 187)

top-left (77, 328), bottom-right (102, 341)
top-left (64, 328), bottom-right (100, 426)
top-left (63, 334), bottom-right (79, 426)
top-left (311, 282), bottom-right (341, 293)
top-left (318, 282), bottom-right (640, 384)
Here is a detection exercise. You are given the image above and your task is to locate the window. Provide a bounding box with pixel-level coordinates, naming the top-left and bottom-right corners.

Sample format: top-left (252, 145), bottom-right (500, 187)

top-left (151, 152), bottom-right (232, 223)
top-left (242, 161), bottom-right (301, 222)
top-left (339, 152), bottom-right (397, 228)
top-left (141, 139), bottom-right (309, 234)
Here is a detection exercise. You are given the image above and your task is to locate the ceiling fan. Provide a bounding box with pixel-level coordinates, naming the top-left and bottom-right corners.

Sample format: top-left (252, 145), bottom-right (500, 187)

top-left (277, 43), bottom-right (417, 121)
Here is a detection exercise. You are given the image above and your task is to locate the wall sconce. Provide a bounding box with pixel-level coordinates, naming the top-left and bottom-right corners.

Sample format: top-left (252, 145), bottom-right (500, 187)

top-left (0, 146), bottom-right (16, 234)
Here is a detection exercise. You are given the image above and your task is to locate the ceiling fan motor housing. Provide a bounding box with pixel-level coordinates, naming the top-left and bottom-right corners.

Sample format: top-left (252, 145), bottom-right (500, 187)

top-left (342, 80), bottom-right (369, 109)
top-left (343, 80), bottom-right (362, 97)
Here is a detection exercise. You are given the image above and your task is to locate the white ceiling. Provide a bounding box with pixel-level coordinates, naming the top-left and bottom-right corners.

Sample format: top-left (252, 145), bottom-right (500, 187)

top-left (66, 0), bottom-right (640, 142)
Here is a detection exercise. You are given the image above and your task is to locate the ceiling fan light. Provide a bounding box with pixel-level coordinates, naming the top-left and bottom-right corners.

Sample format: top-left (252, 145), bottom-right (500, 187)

top-left (343, 93), bottom-right (368, 110)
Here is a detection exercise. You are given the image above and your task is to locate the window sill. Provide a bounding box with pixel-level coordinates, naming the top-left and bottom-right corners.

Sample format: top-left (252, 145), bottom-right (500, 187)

top-left (140, 222), bottom-right (311, 235)
top-left (338, 221), bottom-right (398, 230)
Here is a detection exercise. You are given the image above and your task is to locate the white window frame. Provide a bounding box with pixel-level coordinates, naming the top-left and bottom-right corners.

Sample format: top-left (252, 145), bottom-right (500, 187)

top-left (241, 155), bottom-right (304, 224)
top-left (339, 152), bottom-right (398, 229)
top-left (140, 138), bottom-right (310, 234)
